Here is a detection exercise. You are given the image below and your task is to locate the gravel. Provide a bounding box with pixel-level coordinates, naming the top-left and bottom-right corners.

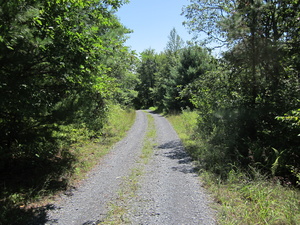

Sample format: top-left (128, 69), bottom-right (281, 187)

top-left (42, 110), bottom-right (216, 225)
top-left (125, 111), bottom-right (216, 225)
top-left (44, 111), bottom-right (148, 225)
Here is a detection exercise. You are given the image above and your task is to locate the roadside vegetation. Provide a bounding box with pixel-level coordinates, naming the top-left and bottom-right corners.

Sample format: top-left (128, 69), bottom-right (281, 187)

top-left (0, 105), bottom-right (135, 225)
top-left (1, 0), bottom-right (300, 224)
top-left (70, 104), bottom-right (136, 182)
top-left (101, 112), bottom-right (157, 224)
top-left (135, 0), bottom-right (300, 188)
top-left (168, 110), bottom-right (300, 224)
top-left (135, 1), bottom-right (300, 223)
top-left (0, 1), bottom-right (137, 224)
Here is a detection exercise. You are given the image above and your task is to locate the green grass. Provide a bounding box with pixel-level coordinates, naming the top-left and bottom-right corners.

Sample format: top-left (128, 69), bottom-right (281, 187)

top-left (139, 113), bottom-right (156, 163)
top-left (0, 105), bottom-right (136, 225)
top-left (167, 109), bottom-right (201, 161)
top-left (70, 105), bottom-right (136, 181)
top-left (100, 167), bottom-right (142, 225)
top-left (100, 112), bottom-right (157, 224)
top-left (204, 169), bottom-right (300, 225)
top-left (168, 109), bottom-right (300, 225)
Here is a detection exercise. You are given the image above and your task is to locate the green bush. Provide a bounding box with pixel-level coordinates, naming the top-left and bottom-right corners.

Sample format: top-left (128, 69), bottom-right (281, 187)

top-left (169, 110), bottom-right (300, 225)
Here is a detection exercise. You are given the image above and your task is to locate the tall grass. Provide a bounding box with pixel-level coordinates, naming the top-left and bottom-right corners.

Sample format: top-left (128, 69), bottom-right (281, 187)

top-left (0, 104), bottom-right (136, 225)
top-left (65, 104), bottom-right (136, 183)
top-left (168, 109), bottom-right (300, 225)
top-left (167, 108), bottom-right (198, 155)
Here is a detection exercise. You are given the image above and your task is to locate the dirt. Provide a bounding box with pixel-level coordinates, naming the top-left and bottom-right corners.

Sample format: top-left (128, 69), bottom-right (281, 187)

top-left (42, 110), bottom-right (216, 225)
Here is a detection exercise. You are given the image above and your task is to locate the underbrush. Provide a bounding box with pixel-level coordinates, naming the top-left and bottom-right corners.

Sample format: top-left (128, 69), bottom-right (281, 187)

top-left (168, 109), bottom-right (300, 225)
top-left (70, 105), bottom-right (136, 181)
top-left (0, 105), bottom-right (136, 225)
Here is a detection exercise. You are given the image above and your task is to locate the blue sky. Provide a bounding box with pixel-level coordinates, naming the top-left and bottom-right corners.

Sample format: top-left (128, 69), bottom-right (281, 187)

top-left (116, 0), bottom-right (193, 54)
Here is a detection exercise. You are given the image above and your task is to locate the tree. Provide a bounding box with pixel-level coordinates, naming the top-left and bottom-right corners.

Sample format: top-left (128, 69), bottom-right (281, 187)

top-left (134, 29), bottom-right (214, 113)
top-left (177, 45), bottom-right (214, 108)
top-left (0, 0), bottom-right (131, 165)
top-left (134, 48), bottom-right (158, 108)
top-left (183, 0), bottom-right (300, 181)
top-left (165, 28), bottom-right (184, 56)
top-left (151, 28), bottom-right (185, 112)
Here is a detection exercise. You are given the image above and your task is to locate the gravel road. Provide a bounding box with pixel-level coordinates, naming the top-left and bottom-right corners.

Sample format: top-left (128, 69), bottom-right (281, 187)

top-left (43, 110), bottom-right (216, 225)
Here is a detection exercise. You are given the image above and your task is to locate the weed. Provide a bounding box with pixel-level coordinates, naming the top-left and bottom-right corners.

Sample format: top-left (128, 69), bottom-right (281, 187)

top-left (99, 112), bottom-right (157, 224)
top-left (100, 167), bottom-right (141, 225)
top-left (168, 109), bottom-right (300, 225)
top-left (65, 106), bottom-right (136, 183)
top-left (140, 114), bottom-right (156, 163)
top-left (0, 105), bottom-right (136, 224)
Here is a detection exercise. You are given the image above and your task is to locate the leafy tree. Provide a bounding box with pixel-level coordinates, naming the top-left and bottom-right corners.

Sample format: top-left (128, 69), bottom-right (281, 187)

top-left (135, 29), bottom-right (214, 113)
top-left (159, 28), bottom-right (184, 111)
top-left (0, 0), bottom-right (131, 166)
top-left (183, 0), bottom-right (300, 182)
top-left (177, 45), bottom-right (214, 108)
top-left (152, 28), bottom-right (184, 112)
top-left (165, 27), bottom-right (184, 56)
top-left (134, 48), bottom-right (158, 108)
top-left (151, 52), bottom-right (171, 110)
top-left (114, 58), bottom-right (140, 107)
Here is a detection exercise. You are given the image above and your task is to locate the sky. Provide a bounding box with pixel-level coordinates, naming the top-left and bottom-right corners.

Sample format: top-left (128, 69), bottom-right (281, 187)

top-left (116, 0), bottom-right (193, 54)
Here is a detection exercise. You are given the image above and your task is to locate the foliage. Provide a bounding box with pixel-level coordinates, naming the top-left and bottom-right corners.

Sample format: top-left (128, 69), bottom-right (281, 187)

top-left (165, 27), bottom-right (184, 56)
top-left (177, 45), bottom-right (215, 109)
top-left (168, 110), bottom-right (300, 225)
top-left (182, 0), bottom-right (300, 183)
top-left (0, 105), bottom-right (135, 224)
top-left (134, 29), bottom-right (213, 112)
top-left (134, 48), bottom-right (158, 108)
top-left (0, 0), bottom-right (132, 163)
top-left (276, 108), bottom-right (300, 137)
top-left (212, 169), bottom-right (300, 225)
top-left (114, 71), bottom-right (140, 107)
top-left (0, 0), bottom-right (136, 223)
top-left (167, 109), bottom-right (199, 157)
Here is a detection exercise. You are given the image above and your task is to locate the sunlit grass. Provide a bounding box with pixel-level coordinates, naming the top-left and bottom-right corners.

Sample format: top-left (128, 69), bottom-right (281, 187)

top-left (100, 112), bottom-right (157, 224)
top-left (139, 113), bottom-right (156, 163)
top-left (168, 109), bottom-right (300, 225)
top-left (167, 108), bottom-right (198, 141)
top-left (71, 105), bottom-right (136, 182)
top-left (0, 105), bottom-right (136, 224)
top-left (201, 169), bottom-right (300, 225)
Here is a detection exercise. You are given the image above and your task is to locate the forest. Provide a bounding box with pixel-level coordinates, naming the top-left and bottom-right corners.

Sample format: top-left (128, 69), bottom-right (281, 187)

top-left (0, 0), bottom-right (299, 222)
top-left (135, 0), bottom-right (300, 185)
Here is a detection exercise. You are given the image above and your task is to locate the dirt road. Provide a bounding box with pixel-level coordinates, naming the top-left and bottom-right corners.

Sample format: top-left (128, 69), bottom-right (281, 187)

top-left (44, 110), bottom-right (216, 225)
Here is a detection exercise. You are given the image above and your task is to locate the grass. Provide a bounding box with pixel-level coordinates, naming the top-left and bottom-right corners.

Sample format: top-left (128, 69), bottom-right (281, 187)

top-left (168, 109), bottom-right (300, 225)
top-left (100, 112), bottom-right (157, 224)
top-left (140, 113), bottom-right (156, 163)
top-left (0, 105), bottom-right (136, 225)
top-left (70, 105), bottom-right (136, 182)
top-left (167, 108), bottom-right (198, 142)
top-left (204, 169), bottom-right (300, 225)
top-left (100, 168), bottom-right (142, 225)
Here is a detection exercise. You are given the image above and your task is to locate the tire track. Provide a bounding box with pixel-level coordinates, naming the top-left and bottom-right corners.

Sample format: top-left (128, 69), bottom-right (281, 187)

top-left (126, 111), bottom-right (216, 224)
top-left (44, 111), bottom-right (147, 225)
top-left (43, 110), bottom-right (216, 225)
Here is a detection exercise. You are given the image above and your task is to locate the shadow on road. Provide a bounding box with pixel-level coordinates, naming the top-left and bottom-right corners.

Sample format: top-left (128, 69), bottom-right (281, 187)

top-left (157, 140), bottom-right (197, 175)
top-left (0, 154), bottom-right (75, 225)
